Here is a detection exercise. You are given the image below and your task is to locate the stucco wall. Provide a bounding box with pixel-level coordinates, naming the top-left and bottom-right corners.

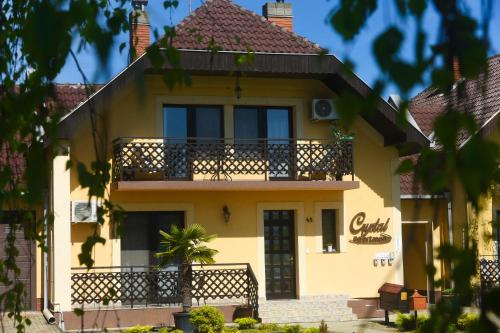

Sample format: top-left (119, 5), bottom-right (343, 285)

top-left (61, 75), bottom-right (403, 301)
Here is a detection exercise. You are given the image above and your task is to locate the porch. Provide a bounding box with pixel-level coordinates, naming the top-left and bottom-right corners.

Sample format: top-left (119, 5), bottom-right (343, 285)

top-left (70, 263), bottom-right (259, 318)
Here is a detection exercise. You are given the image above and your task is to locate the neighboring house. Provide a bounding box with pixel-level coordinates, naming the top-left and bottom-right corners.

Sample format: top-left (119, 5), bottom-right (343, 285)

top-left (41, 0), bottom-right (432, 330)
top-left (400, 54), bottom-right (500, 299)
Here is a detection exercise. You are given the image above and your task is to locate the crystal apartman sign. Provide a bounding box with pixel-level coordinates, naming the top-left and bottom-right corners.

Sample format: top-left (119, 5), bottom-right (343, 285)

top-left (349, 212), bottom-right (392, 245)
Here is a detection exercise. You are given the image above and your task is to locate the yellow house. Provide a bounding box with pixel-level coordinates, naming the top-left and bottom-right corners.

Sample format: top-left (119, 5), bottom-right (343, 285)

top-left (399, 54), bottom-right (500, 302)
top-left (44, 0), bottom-right (432, 330)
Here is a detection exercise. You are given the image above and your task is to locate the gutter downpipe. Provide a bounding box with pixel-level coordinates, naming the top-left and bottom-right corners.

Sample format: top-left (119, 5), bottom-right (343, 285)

top-left (446, 191), bottom-right (455, 290)
top-left (42, 192), bottom-right (56, 325)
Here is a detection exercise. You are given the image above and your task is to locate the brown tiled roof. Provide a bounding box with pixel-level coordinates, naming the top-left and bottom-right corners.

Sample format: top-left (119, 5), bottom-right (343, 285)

top-left (409, 54), bottom-right (500, 139)
top-left (47, 84), bottom-right (102, 114)
top-left (402, 55), bottom-right (500, 196)
top-left (172, 0), bottom-right (323, 54)
top-left (0, 84), bottom-right (98, 185)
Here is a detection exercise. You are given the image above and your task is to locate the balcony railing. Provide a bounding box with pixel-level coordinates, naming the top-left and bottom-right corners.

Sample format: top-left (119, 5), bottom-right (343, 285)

top-left (112, 137), bottom-right (354, 182)
top-left (480, 256), bottom-right (499, 290)
top-left (71, 263), bottom-right (259, 318)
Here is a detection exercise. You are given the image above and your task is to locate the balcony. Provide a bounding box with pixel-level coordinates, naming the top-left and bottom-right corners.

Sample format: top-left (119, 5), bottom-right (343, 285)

top-left (112, 137), bottom-right (358, 191)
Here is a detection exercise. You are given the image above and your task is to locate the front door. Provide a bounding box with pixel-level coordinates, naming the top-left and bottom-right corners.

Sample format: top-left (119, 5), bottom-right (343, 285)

top-left (264, 210), bottom-right (296, 299)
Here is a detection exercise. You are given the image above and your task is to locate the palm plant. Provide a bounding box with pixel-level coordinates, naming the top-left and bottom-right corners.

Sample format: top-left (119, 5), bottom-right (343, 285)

top-left (156, 224), bottom-right (218, 313)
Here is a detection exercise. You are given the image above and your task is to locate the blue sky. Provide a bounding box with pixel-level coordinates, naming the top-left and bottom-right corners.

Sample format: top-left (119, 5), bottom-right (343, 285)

top-left (56, 0), bottom-right (500, 97)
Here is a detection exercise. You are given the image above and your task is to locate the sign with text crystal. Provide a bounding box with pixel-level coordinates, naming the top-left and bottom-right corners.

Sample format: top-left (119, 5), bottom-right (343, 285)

top-left (349, 212), bottom-right (392, 245)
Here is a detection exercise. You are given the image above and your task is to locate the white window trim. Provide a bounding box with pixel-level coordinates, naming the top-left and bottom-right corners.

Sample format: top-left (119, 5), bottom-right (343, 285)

top-left (314, 202), bottom-right (346, 253)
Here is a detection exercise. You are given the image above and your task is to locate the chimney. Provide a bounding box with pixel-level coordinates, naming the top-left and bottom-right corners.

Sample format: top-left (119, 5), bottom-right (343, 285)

top-left (263, 1), bottom-right (293, 31)
top-left (452, 56), bottom-right (462, 81)
top-left (130, 0), bottom-right (150, 63)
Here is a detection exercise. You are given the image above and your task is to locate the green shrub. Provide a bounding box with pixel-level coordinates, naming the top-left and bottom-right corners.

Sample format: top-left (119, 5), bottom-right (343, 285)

top-left (258, 323), bottom-right (279, 331)
top-left (395, 313), bottom-right (417, 332)
top-left (223, 327), bottom-right (240, 333)
top-left (122, 326), bottom-right (153, 333)
top-left (300, 328), bottom-right (319, 333)
top-left (190, 306), bottom-right (225, 333)
top-left (457, 313), bottom-right (479, 331)
top-left (282, 325), bottom-right (302, 333)
top-left (234, 318), bottom-right (258, 330)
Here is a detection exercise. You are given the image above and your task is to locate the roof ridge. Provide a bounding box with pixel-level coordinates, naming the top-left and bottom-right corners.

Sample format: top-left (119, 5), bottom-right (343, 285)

top-left (172, 0), bottom-right (323, 54)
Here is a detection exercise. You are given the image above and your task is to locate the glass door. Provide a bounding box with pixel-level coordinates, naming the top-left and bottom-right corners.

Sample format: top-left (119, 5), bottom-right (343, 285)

top-left (267, 108), bottom-right (292, 179)
top-left (164, 106), bottom-right (189, 179)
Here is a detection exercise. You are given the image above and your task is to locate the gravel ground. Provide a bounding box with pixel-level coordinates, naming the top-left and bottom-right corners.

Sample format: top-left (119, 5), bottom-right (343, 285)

top-left (0, 312), bottom-right (61, 333)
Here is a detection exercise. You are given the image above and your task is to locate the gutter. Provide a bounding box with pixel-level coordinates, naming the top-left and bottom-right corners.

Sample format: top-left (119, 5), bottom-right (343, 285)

top-left (446, 191), bottom-right (454, 289)
top-left (42, 191), bottom-right (56, 325)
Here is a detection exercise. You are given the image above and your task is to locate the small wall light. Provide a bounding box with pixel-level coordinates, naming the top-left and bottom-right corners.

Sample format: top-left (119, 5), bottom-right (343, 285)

top-left (388, 258), bottom-right (394, 266)
top-left (222, 205), bottom-right (231, 223)
top-left (235, 72), bottom-right (242, 99)
top-left (380, 259), bottom-right (386, 267)
top-left (373, 259), bottom-right (379, 267)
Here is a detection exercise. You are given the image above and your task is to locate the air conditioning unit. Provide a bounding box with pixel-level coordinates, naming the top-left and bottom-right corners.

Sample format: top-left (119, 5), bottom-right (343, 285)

top-left (71, 201), bottom-right (98, 223)
top-left (311, 99), bottom-right (339, 121)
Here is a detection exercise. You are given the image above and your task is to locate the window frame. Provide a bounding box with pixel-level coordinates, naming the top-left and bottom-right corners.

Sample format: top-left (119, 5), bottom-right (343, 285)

top-left (163, 104), bottom-right (225, 139)
top-left (314, 202), bottom-right (344, 254)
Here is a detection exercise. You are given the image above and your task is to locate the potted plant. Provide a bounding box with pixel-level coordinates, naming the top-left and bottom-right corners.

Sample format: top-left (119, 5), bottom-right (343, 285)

top-left (329, 122), bottom-right (354, 181)
top-left (156, 224), bottom-right (218, 333)
top-left (326, 243), bottom-right (334, 252)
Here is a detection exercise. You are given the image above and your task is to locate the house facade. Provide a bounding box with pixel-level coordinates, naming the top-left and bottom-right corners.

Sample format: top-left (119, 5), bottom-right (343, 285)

top-left (399, 55), bottom-right (500, 299)
top-left (40, 0), bottom-right (433, 329)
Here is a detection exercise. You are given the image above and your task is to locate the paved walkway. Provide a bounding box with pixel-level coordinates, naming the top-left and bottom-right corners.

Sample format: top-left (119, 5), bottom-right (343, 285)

top-left (0, 312), bottom-right (61, 333)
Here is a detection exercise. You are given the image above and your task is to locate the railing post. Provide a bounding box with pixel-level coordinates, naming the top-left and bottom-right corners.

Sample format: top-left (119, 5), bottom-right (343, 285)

top-left (130, 267), bottom-right (134, 309)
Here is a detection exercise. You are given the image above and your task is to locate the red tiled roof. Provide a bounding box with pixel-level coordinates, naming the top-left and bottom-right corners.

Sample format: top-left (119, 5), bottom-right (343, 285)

top-left (403, 55), bottom-right (500, 196)
top-left (47, 84), bottom-right (102, 113)
top-left (172, 0), bottom-right (323, 54)
top-left (0, 84), bottom-right (98, 185)
top-left (409, 54), bottom-right (500, 139)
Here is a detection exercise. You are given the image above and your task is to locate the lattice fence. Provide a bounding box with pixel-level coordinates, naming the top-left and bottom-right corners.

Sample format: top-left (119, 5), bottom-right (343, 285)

top-left (71, 264), bottom-right (259, 318)
top-left (113, 138), bottom-right (354, 182)
top-left (480, 257), bottom-right (500, 289)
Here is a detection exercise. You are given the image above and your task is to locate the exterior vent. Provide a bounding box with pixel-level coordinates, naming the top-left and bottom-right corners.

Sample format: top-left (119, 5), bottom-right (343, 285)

top-left (71, 201), bottom-right (98, 223)
top-left (311, 99), bottom-right (339, 121)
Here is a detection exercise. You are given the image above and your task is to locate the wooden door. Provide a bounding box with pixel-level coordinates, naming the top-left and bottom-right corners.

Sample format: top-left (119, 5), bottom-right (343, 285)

top-left (264, 210), bottom-right (296, 299)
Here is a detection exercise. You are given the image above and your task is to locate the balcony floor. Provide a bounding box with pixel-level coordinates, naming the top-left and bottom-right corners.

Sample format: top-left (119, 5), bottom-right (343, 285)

top-left (112, 180), bottom-right (360, 191)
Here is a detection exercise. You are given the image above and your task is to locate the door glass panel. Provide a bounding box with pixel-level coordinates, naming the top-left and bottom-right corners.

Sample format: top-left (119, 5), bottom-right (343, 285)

top-left (267, 109), bottom-right (292, 178)
top-left (235, 108), bottom-right (259, 140)
top-left (282, 239), bottom-right (289, 251)
top-left (195, 107), bottom-right (222, 140)
top-left (164, 106), bottom-right (187, 139)
top-left (273, 267), bottom-right (281, 279)
top-left (164, 106), bottom-right (188, 178)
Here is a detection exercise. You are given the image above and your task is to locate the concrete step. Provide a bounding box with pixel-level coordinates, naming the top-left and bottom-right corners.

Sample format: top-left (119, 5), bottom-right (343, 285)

top-left (258, 295), bottom-right (357, 323)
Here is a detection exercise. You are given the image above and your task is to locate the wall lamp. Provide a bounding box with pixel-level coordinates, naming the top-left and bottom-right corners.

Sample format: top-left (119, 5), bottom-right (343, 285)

top-left (373, 259), bottom-right (379, 267)
top-left (235, 72), bottom-right (242, 99)
top-left (223, 205), bottom-right (231, 223)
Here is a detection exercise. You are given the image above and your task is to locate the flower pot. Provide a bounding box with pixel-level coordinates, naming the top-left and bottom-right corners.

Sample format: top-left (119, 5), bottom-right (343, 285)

top-left (327, 245), bottom-right (333, 252)
top-left (173, 311), bottom-right (194, 333)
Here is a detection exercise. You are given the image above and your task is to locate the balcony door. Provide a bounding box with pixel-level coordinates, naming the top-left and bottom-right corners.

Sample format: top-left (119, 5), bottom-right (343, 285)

top-left (234, 107), bottom-right (293, 179)
top-left (163, 105), bottom-right (223, 179)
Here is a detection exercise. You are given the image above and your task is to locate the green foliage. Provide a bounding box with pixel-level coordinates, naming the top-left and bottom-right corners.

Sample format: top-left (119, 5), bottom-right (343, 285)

top-left (258, 323), bottom-right (280, 331)
top-left (282, 325), bottom-right (302, 333)
top-left (456, 313), bottom-right (479, 331)
top-left (395, 313), bottom-right (430, 332)
top-left (234, 318), bottom-right (258, 330)
top-left (190, 306), bottom-right (225, 333)
top-left (122, 326), bottom-right (154, 333)
top-left (156, 224), bottom-right (218, 311)
top-left (300, 328), bottom-right (319, 333)
top-left (223, 326), bottom-right (240, 333)
top-left (156, 224), bottom-right (218, 267)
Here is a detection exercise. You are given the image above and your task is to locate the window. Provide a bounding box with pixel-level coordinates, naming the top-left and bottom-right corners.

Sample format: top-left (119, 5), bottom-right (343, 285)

top-left (322, 209), bottom-right (338, 252)
top-left (163, 105), bottom-right (223, 140)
